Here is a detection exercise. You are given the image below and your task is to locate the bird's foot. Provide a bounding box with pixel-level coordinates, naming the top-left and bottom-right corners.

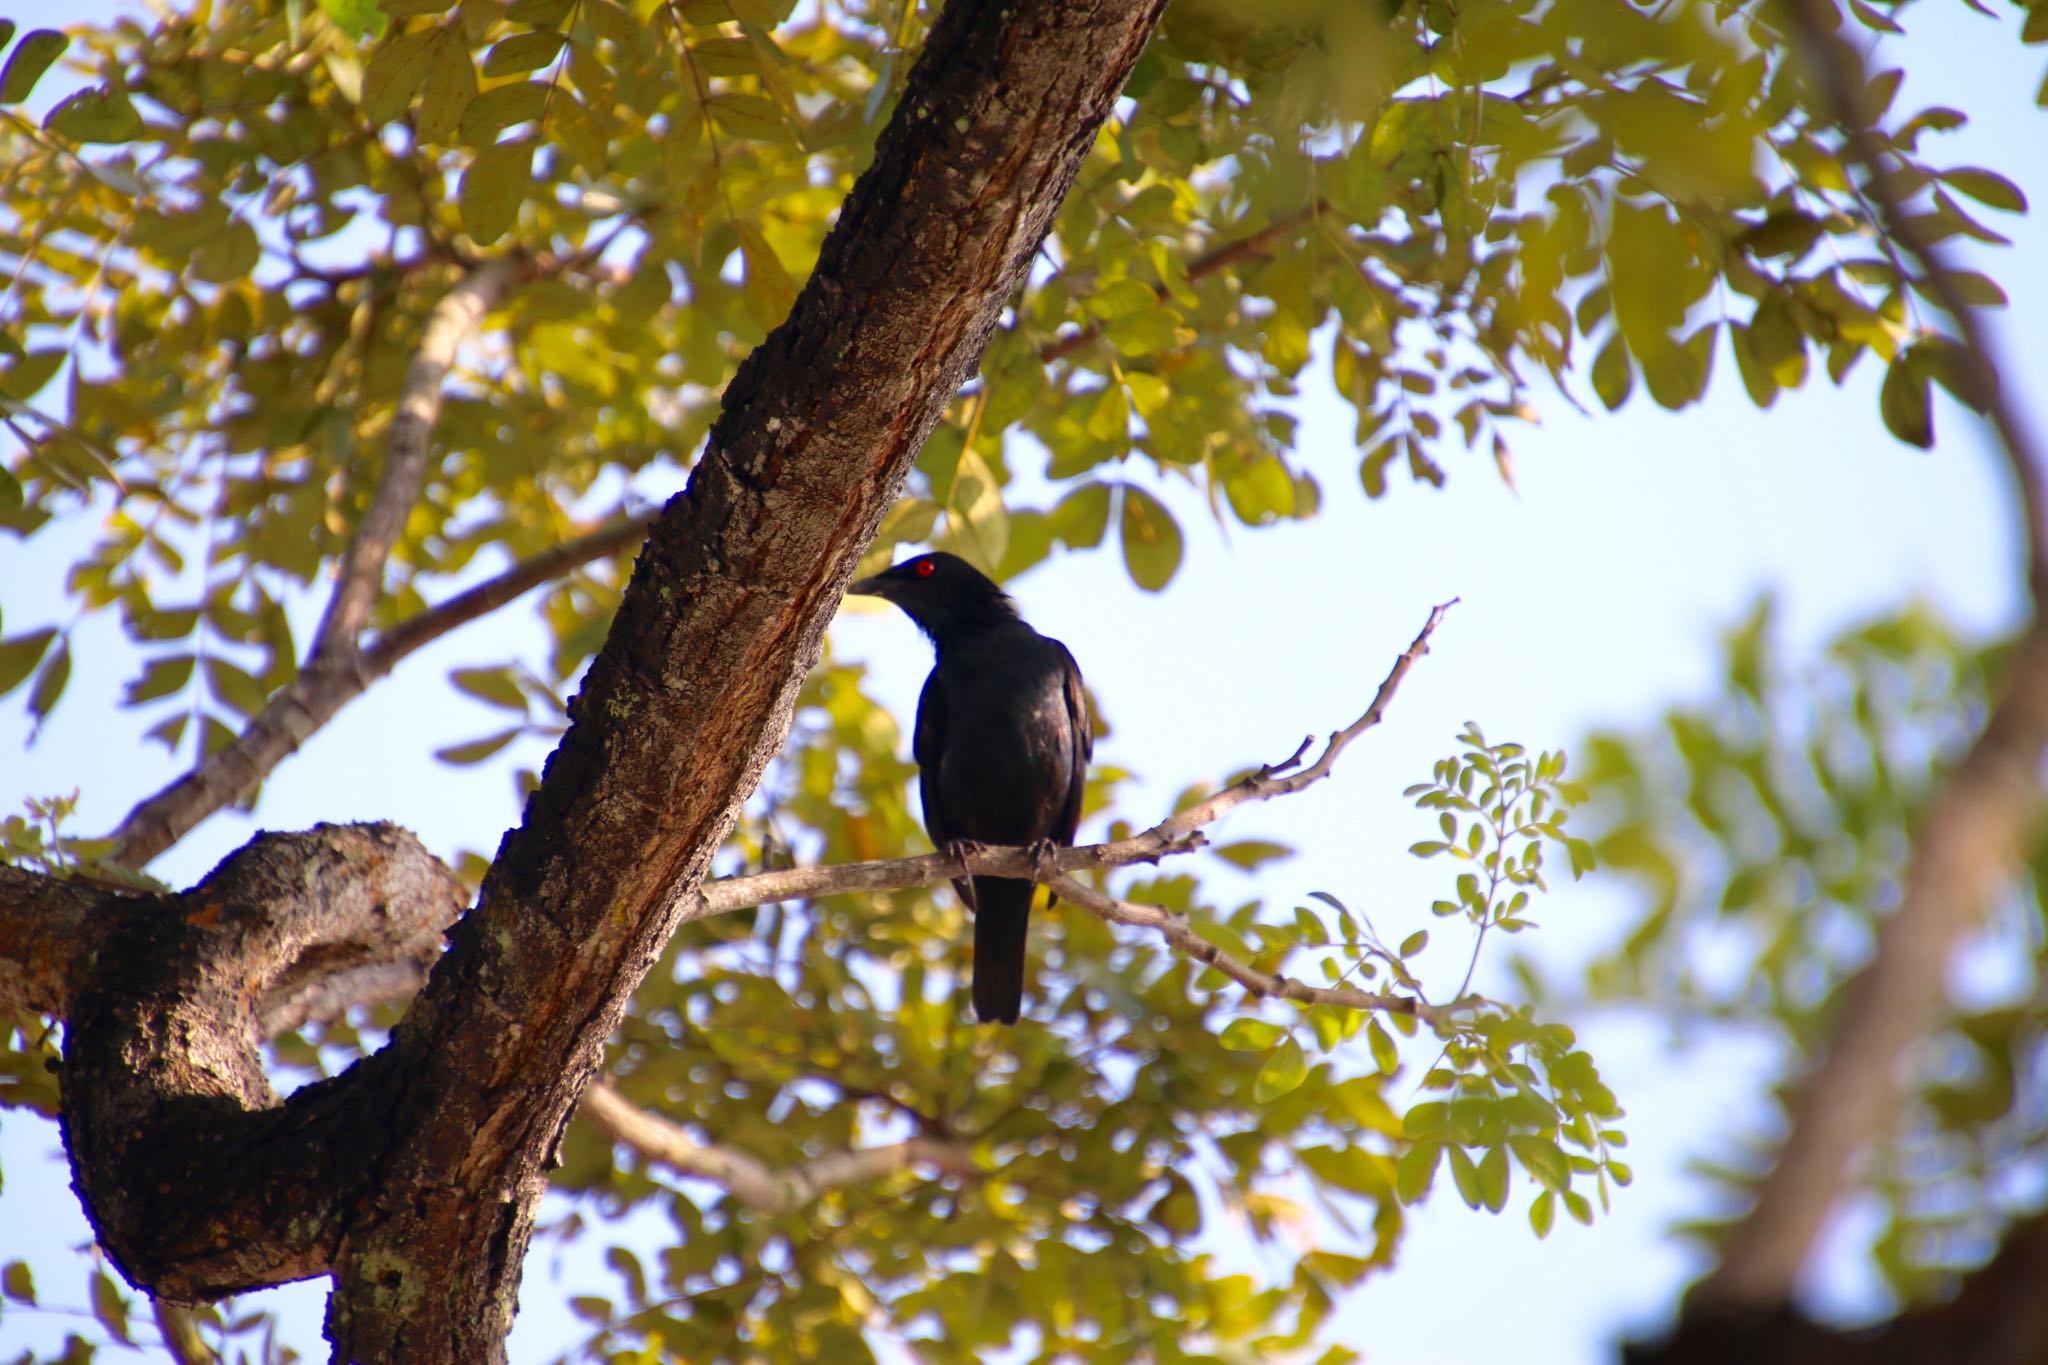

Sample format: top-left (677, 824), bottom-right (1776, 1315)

top-left (943, 839), bottom-right (989, 877)
top-left (1025, 837), bottom-right (1061, 885)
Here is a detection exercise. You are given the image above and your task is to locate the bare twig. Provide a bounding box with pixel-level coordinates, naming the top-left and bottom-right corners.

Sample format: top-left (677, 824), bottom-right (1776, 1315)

top-left (1691, 0), bottom-right (2048, 1313)
top-left (580, 1081), bottom-right (975, 1214)
top-left (1047, 874), bottom-right (1466, 1028)
top-left (102, 511), bottom-right (653, 869)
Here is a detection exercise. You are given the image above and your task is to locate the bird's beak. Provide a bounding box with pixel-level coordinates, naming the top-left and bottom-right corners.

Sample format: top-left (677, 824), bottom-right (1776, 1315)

top-left (847, 572), bottom-right (893, 599)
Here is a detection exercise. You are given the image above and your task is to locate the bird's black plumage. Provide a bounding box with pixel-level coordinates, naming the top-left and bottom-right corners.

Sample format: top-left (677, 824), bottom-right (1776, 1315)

top-left (849, 552), bottom-right (1090, 1024)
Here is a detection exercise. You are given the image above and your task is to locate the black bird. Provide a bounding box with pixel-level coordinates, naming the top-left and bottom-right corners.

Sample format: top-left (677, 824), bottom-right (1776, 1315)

top-left (848, 552), bottom-right (1091, 1024)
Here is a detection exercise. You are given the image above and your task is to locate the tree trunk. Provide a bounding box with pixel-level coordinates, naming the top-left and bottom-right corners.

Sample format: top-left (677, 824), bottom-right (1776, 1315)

top-left (45, 0), bottom-right (1169, 1360)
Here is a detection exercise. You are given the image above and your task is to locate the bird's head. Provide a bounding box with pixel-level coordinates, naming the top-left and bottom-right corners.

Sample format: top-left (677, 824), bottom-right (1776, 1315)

top-left (848, 551), bottom-right (1017, 641)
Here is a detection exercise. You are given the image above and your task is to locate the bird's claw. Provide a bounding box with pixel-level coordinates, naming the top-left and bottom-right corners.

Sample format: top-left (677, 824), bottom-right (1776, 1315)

top-left (1025, 837), bottom-right (1061, 885)
top-left (943, 838), bottom-right (989, 877)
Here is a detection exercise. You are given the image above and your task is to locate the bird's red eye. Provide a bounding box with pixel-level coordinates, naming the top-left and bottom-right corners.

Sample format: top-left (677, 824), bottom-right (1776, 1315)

top-left (914, 559), bottom-right (936, 578)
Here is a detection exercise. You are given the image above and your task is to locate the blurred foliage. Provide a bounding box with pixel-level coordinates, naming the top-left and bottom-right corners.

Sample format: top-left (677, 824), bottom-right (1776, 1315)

top-left (0, 0), bottom-right (2035, 1357)
top-left (1557, 597), bottom-right (2047, 1305)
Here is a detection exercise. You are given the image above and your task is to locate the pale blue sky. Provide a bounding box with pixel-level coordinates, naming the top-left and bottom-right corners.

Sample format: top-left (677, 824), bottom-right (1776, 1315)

top-left (2, 5), bottom-right (2045, 1362)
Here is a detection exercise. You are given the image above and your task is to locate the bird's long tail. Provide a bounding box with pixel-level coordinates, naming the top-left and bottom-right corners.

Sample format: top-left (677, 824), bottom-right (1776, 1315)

top-left (970, 876), bottom-right (1032, 1025)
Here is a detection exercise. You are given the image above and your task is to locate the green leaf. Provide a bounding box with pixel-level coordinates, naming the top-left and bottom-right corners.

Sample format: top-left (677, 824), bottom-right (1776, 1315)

top-left (1590, 334), bottom-right (1632, 411)
top-left (1147, 1172), bottom-right (1202, 1236)
top-left (1118, 484), bottom-right (1183, 592)
top-left (0, 1260), bottom-right (33, 1305)
top-left (1214, 839), bottom-right (1291, 870)
top-left (124, 654), bottom-right (195, 705)
top-left (1508, 1134), bottom-right (1571, 1191)
top-left (1879, 353), bottom-right (1932, 449)
top-left (1529, 1189), bottom-right (1556, 1238)
top-left (320, 0), bottom-right (388, 39)
top-left (1050, 481), bottom-right (1110, 549)
top-left (0, 348), bottom-right (64, 401)
top-left (1222, 454), bottom-right (1296, 526)
top-left (1940, 166), bottom-right (2027, 215)
top-left (1301, 1145), bottom-right (1390, 1197)
top-left (1448, 1144), bottom-right (1483, 1209)
top-left (506, 0), bottom-right (575, 20)
top-left (1085, 383), bottom-right (1129, 442)
top-left (482, 29), bottom-right (567, 78)
top-left (1735, 210), bottom-right (1824, 260)
top-left (1403, 1100), bottom-right (1448, 1139)
top-left (27, 639), bottom-right (69, 723)
top-left (1477, 1144), bottom-right (1510, 1213)
top-left (192, 221), bottom-right (261, 284)
top-left (451, 665), bottom-right (528, 712)
top-left (459, 81), bottom-right (547, 142)
top-left (0, 29), bottom-right (66, 104)
top-left (1398, 929), bottom-right (1428, 957)
top-left (1359, 438), bottom-right (1398, 498)
top-left (1253, 1036), bottom-right (1308, 1102)
top-left (414, 30), bottom-right (477, 142)
top-left (436, 728), bottom-right (523, 765)
top-left (461, 138), bottom-right (534, 245)
top-left (1367, 1018), bottom-right (1399, 1075)
top-left (1219, 1018), bottom-right (1284, 1051)
top-left (944, 448), bottom-right (1008, 572)
top-left (0, 463), bottom-right (19, 512)
top-left (1395, 1140), bottom-right (1441, 1203)
top-left (361, 30), bottom-right (435, 122)
top-left (45, 85), bottom-right (144, 143)
top-left (736, 222), bottom-right (796, 330)
top-left (0, 628), bottom-right (56, 695)
top-left (90, 1269), bottom-right (132, 1345)
top-left (706, 91), bottom-right (793, 142)
top-left (205, 656), bottom-right (271, 717)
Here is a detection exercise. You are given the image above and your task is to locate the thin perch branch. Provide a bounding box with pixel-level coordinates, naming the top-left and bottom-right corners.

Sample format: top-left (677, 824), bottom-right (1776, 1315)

top-left (1692, 0), bottom-right (2048, 1313)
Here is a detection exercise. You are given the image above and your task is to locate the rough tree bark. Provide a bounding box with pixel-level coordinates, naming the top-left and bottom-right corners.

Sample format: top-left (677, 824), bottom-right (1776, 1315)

top-left (30, 1), bottom-right (1168, 1361)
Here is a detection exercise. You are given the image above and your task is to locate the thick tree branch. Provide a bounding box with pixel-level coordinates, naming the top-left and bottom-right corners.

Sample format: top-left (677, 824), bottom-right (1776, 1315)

top-left (101, 509), bottom-right (654, 870)
top-left (1640, 1209), bottom-right (2048, 1364)
top-left (311, 259), bottom-right (518, 658)
top-left (1692, 2), bottom-right (2048, 1313)
top-left (580, 1082), bottom-right (975, 1214)
top-left (0, 862), bottom-right (110, 1019)
top-left (59, 825), bottom-right (468, 1295)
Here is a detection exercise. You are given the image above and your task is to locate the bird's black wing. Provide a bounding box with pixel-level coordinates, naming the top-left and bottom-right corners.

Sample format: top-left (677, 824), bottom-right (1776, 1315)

top-left (1053, 640), bottom-right (1090, 845)
top-left (913, 668), bottom-right (974, 911)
